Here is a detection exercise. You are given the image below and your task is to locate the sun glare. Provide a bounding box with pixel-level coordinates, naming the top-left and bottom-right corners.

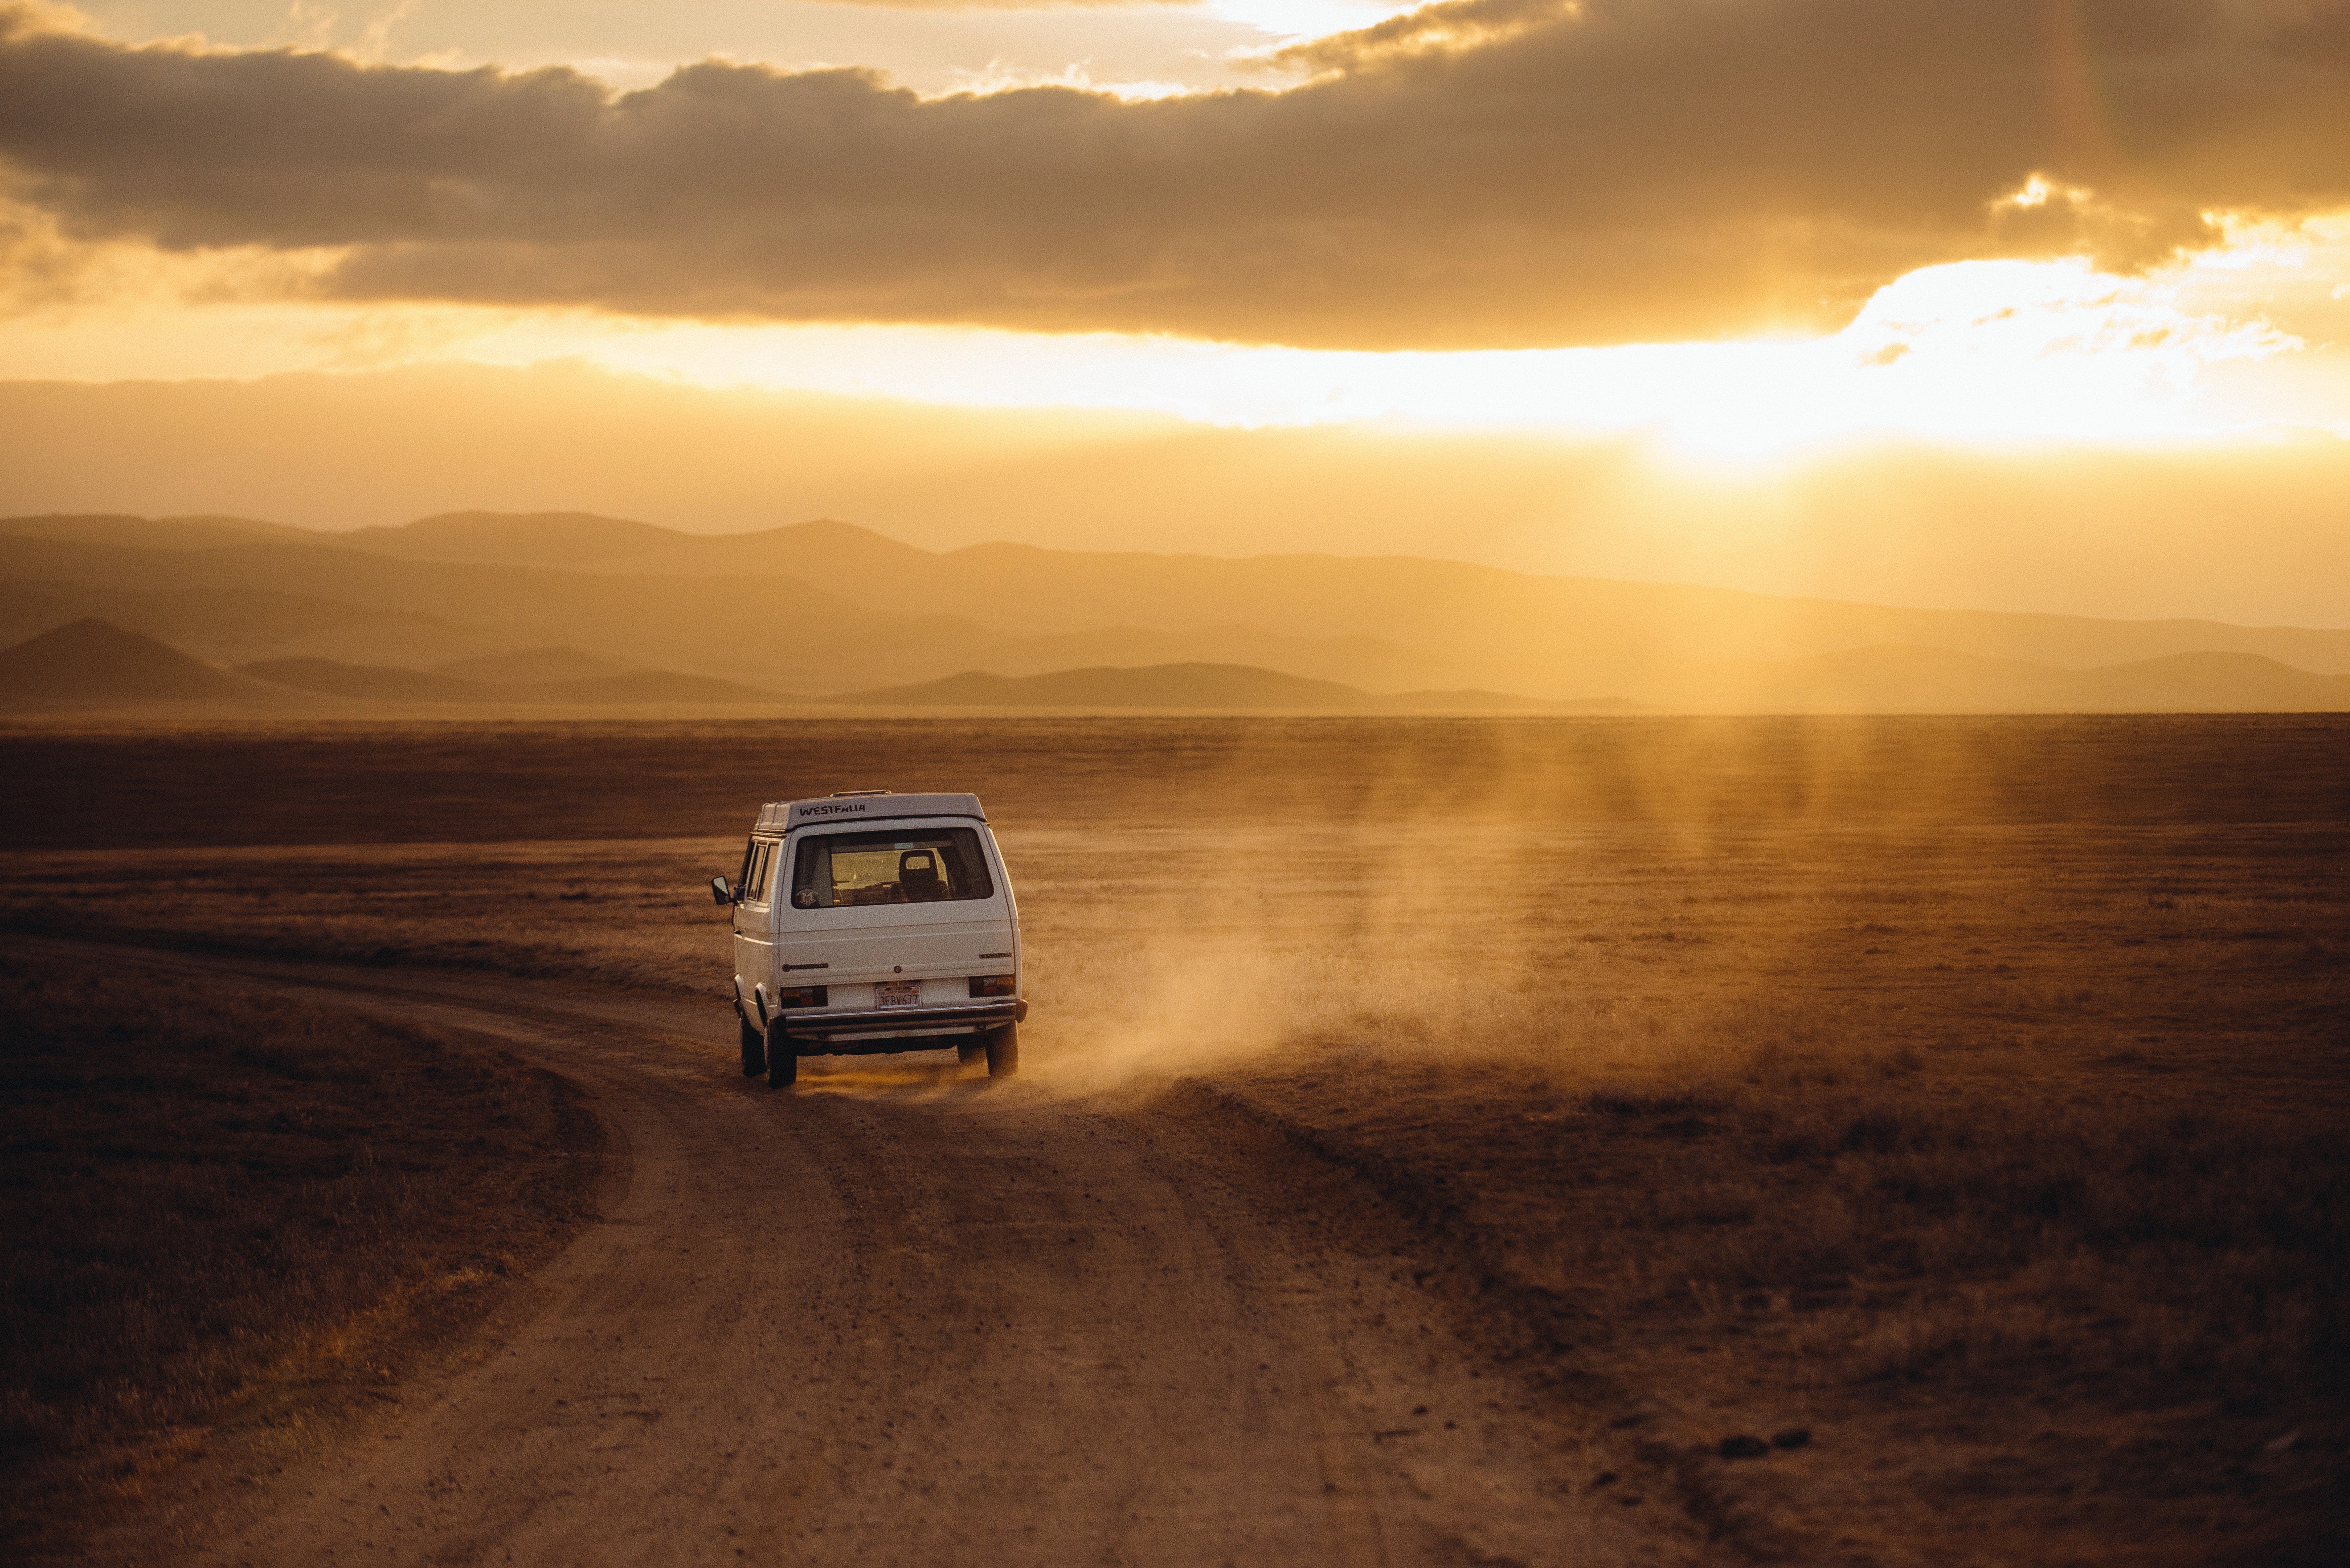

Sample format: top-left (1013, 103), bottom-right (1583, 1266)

top-left (520, 249), bottom-right (2329, 461)
top-left (1206, 0), bottom-right (1428, 46)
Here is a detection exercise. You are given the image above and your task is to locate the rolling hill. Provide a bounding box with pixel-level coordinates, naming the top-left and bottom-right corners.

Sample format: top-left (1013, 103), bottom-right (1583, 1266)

top-left (433, 646), bottom-right (632, 683)
top-left (236, 658), bottom-right (496, 703)
top-left (1, 511), bottom-right (2345, 712)
top-left (237, 656), bottom-right (787, 705)
top-left (325, 510), bottom-right (2350, 680)
top-left (1643, 644), bottom-right (2350, 713)
top-left (2060, 651), bottom-right (2350, 713)
top-left (0, 578), bottom-right (511, 670)
top-left (0, 618), bottom-right (276, 705)
top-left (335, 511), bottom-right (693, 566)
top-left (842, 664), bottom-right (1601, 710)
top-left (845, 664), bottom-right (1378, 709)
top-left (0, 623), bottom-right (792, 712)
top-left (8, 617), bottom-right (2347, 716)
top-left (0, 530), bottom-right (1006, 693)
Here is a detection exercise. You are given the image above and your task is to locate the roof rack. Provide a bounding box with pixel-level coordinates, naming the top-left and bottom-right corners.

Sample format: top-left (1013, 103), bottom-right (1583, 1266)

top-left (829, 789), bottom-right (891, 797)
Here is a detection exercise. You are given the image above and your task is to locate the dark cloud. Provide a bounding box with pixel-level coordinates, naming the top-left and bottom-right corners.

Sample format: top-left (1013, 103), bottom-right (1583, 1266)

top-left (0, 0), bottom-right (2344, 347)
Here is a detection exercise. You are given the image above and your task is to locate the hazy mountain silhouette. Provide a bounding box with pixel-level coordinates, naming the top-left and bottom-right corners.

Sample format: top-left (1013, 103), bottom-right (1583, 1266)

top-left (307, 512), bottom-right (2350, 680)
top-left (240, 656), bottom-right (785, 705)
top-left (433, 646), bottom-right (630, 683)
top-left (2061, 652), bottom-right (2350, 713)
top-left (534, 671), bottom-right (789, 705)
top-left (341, 511), bottom-right (689, 565)
top-left (844, 664), bottom-right (1623, 710)
top-left (237, 658), bottom-right (497, 702)
top-left (0, 528), bottom-right (1004, 692)
top-left (2, 512), bottom-right (2345, 712)
top-left (1644, 645), bottom-right (2350, 712)
top-left (0, 619), bottom-right (787, 711)
top-left (8, 614), bottom-right (2343, 715)
top-left (0, 513), bottom-right (318, 551)
top-left (0, 579), bottom-right (514, 670)
top-left (0, 618), bottom-right (266, 703)
top-left (845, 664), bottom-right (1379, 709)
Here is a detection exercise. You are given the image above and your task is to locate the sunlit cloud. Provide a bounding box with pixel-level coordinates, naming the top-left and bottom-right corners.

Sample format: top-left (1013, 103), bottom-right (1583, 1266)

top-left (0, 191), bottom-right (340, 313)
top-left (1205, 0), bottom-right (1423, 45)
top-left (550, 54), bottom-right (687, 92)
top-left (355, 0), bottom-right (419, 62)
top-left (280, 1), bottom-right (335, 51)
top-left (25, 0), bottom-right (2345, 348)
top-left (939, 56), bottom-right (1199, 99)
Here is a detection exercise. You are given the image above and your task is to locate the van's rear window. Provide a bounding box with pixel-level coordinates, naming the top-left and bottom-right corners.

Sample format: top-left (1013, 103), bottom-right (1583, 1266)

top-left (790, 828), bottom-right (994, 910)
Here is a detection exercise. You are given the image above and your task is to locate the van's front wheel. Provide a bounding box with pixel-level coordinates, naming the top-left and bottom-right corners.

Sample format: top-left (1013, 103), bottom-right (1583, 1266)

top-left (739, 1016), bottom-right (767, 1077)
top-left (767, 1035), bottom-right (799, 1089)
top-left (985, 1023), bottom-right (1019, 1079)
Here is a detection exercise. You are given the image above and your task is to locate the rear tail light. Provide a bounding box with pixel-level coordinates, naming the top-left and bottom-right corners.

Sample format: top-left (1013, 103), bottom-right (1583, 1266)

top-left (775, 985), bottom-right (828, 1009)
top-left (969, 974), bottom-right (1017, 998)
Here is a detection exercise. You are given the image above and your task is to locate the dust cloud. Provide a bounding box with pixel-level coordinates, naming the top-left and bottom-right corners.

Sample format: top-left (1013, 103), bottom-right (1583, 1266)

top-left (987, 714), bottom-right (2333, 1097)
top-left (1007, 815), bottom-right (1738, 1095)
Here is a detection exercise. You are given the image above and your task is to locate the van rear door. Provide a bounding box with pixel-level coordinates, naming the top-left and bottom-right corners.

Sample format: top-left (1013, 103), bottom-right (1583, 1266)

top-left (774, 821), bottom-right (1016, 991)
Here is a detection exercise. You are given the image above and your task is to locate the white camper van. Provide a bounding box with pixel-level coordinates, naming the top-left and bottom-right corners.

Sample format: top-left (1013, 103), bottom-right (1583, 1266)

top-left (712, 791), bottom-right (1025, 1087)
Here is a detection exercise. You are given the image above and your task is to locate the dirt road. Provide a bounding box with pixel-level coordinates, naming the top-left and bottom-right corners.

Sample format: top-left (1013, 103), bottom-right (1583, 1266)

top-left (85, 947), bottom-right (1675, 1568)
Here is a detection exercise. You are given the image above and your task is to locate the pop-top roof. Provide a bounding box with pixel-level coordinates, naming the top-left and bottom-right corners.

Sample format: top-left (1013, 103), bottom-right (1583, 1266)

top-left (754, 792), bottom-right (986, 834)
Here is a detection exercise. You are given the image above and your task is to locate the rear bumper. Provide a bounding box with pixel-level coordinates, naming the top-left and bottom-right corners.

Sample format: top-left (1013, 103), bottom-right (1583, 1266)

top-left (774, 997), bottom-right (1027, 1046)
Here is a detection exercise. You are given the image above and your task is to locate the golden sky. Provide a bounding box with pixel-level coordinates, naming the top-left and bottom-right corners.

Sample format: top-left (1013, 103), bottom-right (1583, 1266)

top-left (1, 0), bottom-right (2345, 621)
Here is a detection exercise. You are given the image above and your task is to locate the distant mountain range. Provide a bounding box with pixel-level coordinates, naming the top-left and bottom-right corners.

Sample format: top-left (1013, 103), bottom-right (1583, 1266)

top-left (0, 620), bottom-right (791, 712)
top-left (838, 664), bottom-right (1619, 711)
top-left (0, 617), bottom-right (280, 704)
top-left (1, 510), bottom-right (2344, 713)
top-left (843, 652), bottom-right (2350, 713)
top-left (0, 623), bottom-right (1612, 714)
top-left (239, 654), bottom-right (782, 706)
top-left (1646, 643), bottom-right (2350, 714)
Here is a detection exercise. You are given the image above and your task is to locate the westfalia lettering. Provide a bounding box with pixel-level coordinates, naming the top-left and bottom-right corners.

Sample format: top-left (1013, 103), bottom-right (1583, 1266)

top-left (797, 803), bottom-right (870, 818)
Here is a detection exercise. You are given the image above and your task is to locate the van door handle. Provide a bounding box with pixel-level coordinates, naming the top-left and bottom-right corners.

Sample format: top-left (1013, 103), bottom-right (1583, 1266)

top-left (780, 962), bottom-right (831, 972)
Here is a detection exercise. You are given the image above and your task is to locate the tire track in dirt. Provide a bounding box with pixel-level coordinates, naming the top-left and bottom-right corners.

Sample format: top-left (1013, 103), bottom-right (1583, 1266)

top-left (29, 940), bottom-right (1689, 1567)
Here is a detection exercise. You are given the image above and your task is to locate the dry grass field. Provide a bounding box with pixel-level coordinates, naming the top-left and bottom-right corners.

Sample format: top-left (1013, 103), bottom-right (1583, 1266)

top-left (1, 715), bottom-right (2344, 1562)
top-left (0, 947), bottom-right (610, 1558)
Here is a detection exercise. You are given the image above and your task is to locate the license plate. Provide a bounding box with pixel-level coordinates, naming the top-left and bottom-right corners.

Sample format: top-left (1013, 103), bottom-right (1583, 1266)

top-left (875, 982), bottom-right (921, 1008)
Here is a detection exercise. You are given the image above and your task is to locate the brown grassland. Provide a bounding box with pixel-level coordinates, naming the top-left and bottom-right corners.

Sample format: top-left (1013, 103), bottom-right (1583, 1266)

top-left (0, 948), bottom-right (610, 1558)
top-left (1, 715), bottom-right (2345, 1562)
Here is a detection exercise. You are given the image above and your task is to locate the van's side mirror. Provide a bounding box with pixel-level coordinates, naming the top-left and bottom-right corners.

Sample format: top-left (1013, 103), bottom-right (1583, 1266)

top-left (710, 876), bottom-right (733, 906)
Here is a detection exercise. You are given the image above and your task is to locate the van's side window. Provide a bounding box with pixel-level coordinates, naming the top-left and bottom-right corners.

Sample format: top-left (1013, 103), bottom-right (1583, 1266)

top-left (790, 828), bottom-right (995, 909)
top-left (743, 842), bottom-right (780, 902)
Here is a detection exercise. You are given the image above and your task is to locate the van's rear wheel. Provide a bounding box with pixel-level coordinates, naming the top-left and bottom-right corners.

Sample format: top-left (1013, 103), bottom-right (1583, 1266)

top-left (767, 1035), bottom-right (799, 1089)
top-left (739, 1016), bottom-right (767, 1077)
top-left (985, 1023), bottom-right (1019, 1079)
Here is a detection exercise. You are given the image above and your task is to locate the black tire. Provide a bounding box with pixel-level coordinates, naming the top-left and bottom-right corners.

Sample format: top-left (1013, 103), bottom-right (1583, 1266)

top-left (985, 1022), bottom-right (1019, 1079)
top-left (768, 1034), bottom-right (799, 1089)
top-left (957, 1040), bottom-right (986, 1066)
top-left (740, 1015), bottom-right (767, 1077)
